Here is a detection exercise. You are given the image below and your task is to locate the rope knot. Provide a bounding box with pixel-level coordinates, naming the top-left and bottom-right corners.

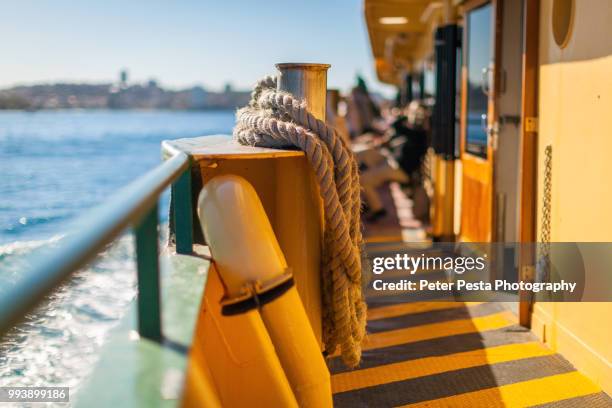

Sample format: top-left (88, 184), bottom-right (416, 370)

top-left (234, 76), bottom-right (366, 368)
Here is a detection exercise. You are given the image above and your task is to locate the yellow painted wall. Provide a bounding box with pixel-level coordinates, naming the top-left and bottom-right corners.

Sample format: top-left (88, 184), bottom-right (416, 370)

top-left (534, 0), bottom-right (612, 395)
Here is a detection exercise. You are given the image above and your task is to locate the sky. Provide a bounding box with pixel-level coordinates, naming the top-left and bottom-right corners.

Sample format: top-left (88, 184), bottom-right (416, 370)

top-left (0, 0), bottom-right (396, 96)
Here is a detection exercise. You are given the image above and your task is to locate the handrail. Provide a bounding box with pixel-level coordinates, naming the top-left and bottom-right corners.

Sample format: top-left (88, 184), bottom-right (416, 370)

top-left (0, 151), bottom-right (193, 339)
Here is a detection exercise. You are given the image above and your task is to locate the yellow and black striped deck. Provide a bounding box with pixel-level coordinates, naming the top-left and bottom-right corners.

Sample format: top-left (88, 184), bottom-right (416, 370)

top-left (330, 296), bottom-right (612, 407)
top-left (330, 253), bottom-right (612, 407)
top-left (331, 292), bottom-right (612, 407)
top-left (333, 185), bottom-right (612, 407)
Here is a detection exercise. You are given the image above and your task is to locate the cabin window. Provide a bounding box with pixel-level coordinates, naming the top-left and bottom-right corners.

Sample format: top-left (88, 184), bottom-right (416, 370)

top-left (465, 3), bottom-right (492, 158)
top-left (553, 0), bottom-right (574, 48)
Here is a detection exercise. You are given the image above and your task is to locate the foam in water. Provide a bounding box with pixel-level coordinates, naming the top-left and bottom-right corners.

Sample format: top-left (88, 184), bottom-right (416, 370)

top-left (0, 234), bottom-right (137, 393)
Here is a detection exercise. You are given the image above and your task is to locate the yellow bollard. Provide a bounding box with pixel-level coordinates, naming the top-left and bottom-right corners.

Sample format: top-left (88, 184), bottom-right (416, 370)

top-left (198, 174), bottom-right (332, 408)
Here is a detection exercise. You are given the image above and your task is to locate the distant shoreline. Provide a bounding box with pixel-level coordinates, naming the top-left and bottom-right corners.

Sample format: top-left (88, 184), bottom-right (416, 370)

top-left (0, 107), bottom-right (238, 112)
top-left (0, 82), bottom-right (250, 111)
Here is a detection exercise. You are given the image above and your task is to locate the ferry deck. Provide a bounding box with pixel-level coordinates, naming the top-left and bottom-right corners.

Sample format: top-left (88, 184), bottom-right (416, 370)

top-left (1, 0), bottom-right (611, 406)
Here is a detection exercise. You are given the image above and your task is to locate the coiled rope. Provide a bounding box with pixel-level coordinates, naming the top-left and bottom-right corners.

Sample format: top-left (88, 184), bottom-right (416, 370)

top-left (234, 76), bottom-right (366, 367)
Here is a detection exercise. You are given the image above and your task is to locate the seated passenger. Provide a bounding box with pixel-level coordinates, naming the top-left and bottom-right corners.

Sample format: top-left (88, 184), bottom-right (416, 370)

top-left (346, 75), bottom-right (382, 138)
top-left (359, 102), bottom-right (428, 222)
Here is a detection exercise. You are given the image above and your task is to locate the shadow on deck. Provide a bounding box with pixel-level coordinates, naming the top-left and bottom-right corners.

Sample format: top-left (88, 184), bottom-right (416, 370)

top-left (362, 182), bottom-right (427, 244)
top-left (329, 184), bottom-right (612, 407)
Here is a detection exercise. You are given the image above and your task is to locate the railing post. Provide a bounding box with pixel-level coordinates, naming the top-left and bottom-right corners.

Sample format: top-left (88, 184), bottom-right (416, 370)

top-left (0, 152), bottom-right (188, 339)
top-left (134, 204), bottom-right (162, 342)
top-left (172, 167), bottom-right (194, 254)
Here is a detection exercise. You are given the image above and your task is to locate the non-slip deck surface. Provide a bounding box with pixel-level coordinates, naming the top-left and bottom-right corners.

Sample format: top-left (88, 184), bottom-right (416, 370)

top-left (330, 296), bottom-right (611, 407)
top-left (333, 184), bottom-right (612, 406)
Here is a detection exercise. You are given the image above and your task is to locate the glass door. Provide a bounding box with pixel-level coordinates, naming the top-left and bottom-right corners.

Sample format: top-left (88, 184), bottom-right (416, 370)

top-left (459, 0), bottom-right (497, 243)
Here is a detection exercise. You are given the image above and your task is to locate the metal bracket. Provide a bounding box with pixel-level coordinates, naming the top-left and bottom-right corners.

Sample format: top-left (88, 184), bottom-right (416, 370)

top-left (488, 121), bottom-right (500, 150)
top-left (525, 117), bottom-right (538, 133)
top-left (220, 271), bottom-right (295, 316)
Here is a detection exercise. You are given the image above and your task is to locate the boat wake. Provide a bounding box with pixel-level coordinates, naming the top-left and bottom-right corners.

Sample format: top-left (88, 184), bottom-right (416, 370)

top-left (0, 234), bottom-right (137, 393)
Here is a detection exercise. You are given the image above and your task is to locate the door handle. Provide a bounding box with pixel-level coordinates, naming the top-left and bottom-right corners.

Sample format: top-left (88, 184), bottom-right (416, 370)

top-left (481, 66), bottom-right (493, 97)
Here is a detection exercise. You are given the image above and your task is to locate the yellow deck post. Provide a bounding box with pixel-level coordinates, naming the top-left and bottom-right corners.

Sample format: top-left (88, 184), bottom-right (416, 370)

top-left (190, 174), bottom-right (331, 407)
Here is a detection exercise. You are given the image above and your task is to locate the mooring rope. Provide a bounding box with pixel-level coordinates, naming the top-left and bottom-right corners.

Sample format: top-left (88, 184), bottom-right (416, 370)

top-left (233, 76), bottom-right (366, 367)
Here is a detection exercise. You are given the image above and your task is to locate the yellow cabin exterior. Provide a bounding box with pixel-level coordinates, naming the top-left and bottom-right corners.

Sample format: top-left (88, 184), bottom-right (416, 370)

top-left (363, 0), bottom-right (612, 396)
top-left (532, 0), bottom-right (612, 395)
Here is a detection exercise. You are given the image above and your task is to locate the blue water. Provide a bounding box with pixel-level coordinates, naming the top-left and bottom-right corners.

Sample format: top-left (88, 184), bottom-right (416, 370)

top-left (0, 110), bottom-right (235, 244)
top-left (0, 110), bottom-right (235, 391)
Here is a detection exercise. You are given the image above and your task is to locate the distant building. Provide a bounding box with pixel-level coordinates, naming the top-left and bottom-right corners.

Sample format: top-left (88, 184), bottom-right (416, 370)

top-left (119, 69), bottom-right (129, 87)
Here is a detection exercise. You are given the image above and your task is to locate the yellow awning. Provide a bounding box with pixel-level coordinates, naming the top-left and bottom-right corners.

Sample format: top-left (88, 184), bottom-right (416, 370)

top-left (364, 0), bottom-right (457, 85)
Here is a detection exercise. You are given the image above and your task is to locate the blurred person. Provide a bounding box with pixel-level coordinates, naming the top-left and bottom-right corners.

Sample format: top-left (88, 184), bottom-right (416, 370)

top-left (359, 101), bottom-right (429, 222)
top-left (346, 75), bottom-right (381, 138)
